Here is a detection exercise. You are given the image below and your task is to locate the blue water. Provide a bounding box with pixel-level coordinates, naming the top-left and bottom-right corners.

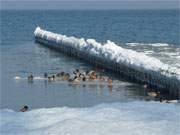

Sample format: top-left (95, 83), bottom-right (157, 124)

top-left (1, 10), bottom-right (179, 111)
top-left (2, 10), bottom-right (180, 45)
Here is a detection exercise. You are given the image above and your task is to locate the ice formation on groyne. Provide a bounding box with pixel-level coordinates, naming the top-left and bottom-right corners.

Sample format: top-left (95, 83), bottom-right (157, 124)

top-left (34, 27), bottom-right (180, 97)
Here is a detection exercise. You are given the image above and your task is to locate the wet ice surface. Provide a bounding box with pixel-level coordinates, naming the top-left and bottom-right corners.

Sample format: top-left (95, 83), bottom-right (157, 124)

top-left (1, 101), bottom-right (180, 135)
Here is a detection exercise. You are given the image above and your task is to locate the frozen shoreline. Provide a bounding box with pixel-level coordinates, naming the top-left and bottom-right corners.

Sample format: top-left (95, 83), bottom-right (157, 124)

top-left (1, 101), bottom-right (180, 135)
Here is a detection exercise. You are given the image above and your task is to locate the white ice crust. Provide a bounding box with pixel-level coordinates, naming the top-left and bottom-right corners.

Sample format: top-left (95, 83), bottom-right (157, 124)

top-left (1, 101), bottom-right (180, 135)
top-left (34, 27), bottom-right (180, 80)
top-left (126, 43), bottom-right (170, 47)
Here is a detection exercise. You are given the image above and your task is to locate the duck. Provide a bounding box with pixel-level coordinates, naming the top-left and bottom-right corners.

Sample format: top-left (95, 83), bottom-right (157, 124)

top-left (56, 72), bottom-right (65, 78)
top-left (86, 70), bottom-right (95, 76)
top-left (88, 70), bottom-right (97, 80)
top-left (107, 77), bottom-right (113, 87)
top-left (79, 73), bottom-right (85, 78)
top-left (159, 98), bottom-right (167, 103)
top-left (56, 73), bottom-right (61, 77)
top-left (89, 74), bottom-right (97, 80)
top-left (48, 76), bottom-right (54, 81)
top-left (20, 105), bottom-right (28, 112)
top-left (72, 76), bottom-right (80, 84)
top-left (44, 72), bottom-right (48, 78)
top-left (82, 76), bottom-right (86, 82)
top-left (90, 70), bottom-right (96, 76)
top-left (28, 75), bottom-right (33, 81)
top-left (85, 70), bottom-right (90, 75)
top-left (48, 76), bottom-right (52, 81)
top-left (147, 91), bottom-right (160, 97)
top-left (63, 73), bottom-right (70, 81)
top-left (73, 69), bottom-right (80, 76)
top-left (68, 78), bottom-right (73, 83)
top-left (52, 75), bottom-right (55, 80)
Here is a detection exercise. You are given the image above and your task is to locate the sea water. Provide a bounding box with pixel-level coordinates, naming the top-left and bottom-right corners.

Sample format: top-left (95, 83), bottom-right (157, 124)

top-left (1, 10), bottom-right (180, 135)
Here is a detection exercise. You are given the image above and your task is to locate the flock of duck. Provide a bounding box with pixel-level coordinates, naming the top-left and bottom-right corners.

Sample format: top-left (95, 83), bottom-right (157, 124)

top-left (144, 85), bottom-right (178, 103)
top-left (27, 69), bottom-right (114, 87)
top-left (146, 91), bottom-right (178, 103)
top-left (17, 69), bottom-right (178, 112)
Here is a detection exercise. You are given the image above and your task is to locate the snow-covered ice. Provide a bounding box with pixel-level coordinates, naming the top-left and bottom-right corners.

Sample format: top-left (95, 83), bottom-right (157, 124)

top-left (1, 101), bottom-right (180, 135)
top-left (34, 27), bottom-right (180, 80)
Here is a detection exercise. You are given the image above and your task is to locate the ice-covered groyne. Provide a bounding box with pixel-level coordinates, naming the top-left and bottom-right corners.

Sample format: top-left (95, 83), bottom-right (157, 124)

top-left (34, 27), bottom-right (180, 98)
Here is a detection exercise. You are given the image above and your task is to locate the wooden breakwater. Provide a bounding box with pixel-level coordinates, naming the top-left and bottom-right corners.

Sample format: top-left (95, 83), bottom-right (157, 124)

top-left (34, 27), bottom-right (180, 98)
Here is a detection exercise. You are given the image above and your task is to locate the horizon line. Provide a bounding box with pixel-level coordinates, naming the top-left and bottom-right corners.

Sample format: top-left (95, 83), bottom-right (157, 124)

top-left (1, 8), bottom-right (179, 10)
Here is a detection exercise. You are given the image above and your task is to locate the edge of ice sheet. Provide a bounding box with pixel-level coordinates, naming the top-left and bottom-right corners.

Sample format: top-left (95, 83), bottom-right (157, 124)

top-left (34, 27), bottom-right (180, 80)
top-left (126, 43), bottom-right (170, 47)
top-left (1, 101), bottom-right (180, 135)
